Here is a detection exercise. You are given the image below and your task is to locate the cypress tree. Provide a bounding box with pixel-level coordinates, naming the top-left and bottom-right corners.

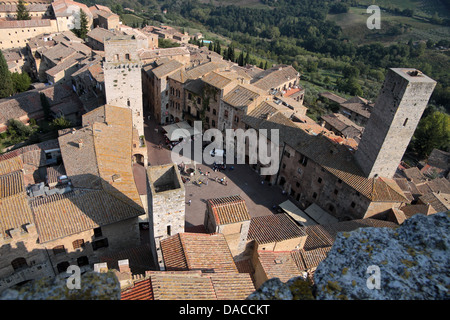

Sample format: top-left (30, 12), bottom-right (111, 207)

top-left (237, 52), bottom-right (244, 66)
top-left (0, 51), bottom-right (14, 98)
top-left (16, 0), bottom-right (31, 20)
top-left (78, 9), bottom-right (89, 39)
top-left (244, 51), bottom-right (250, 66)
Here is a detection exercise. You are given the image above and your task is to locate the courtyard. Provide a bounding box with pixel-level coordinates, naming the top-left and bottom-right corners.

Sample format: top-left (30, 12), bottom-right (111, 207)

top-left (142, 117), bottom-right (289, 228)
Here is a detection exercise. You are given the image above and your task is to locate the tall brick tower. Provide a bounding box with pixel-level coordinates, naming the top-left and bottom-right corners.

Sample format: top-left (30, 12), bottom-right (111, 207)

top-left (103, 35), bottom-right (144, 137)
top-left (355, 68), bottom-right (436, 178)
top-left (147, 164), bottom-right (185, 270)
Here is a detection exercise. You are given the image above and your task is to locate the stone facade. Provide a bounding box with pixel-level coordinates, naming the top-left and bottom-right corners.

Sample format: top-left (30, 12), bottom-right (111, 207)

top-left (0, 224), bottom-right (54, 293)
top-left (277, 144), bottom-right (372, 220)
top-left (355, 68), bottom-right (436, 179)
top-left (104, 36), bottom-right (144, 137)
top-left (147, 164), bottom-right (185, 269)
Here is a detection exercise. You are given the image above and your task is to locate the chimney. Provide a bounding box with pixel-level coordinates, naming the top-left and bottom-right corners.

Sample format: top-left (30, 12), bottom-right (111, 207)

top-left (77, 139), bottom-right (83, 148)
top-left (94, 262), bottom-right (108, 273)
top-left (118, 259), bottom-right (131, 273)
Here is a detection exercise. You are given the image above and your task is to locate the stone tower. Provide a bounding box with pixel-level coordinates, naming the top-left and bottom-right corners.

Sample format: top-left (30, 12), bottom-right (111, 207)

top-left (355, 68), bottom-right (436, 179)
top-left (147, 164), bottom-right (185, 269)
top-left (103, 35), bottom-right (144, 137)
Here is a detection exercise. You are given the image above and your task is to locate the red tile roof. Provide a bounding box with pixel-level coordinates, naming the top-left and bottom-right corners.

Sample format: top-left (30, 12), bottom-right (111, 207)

top-left (161, 233), bottom-right (238, 273)
top-left (207, 195), bottom-right (251, 225)
top-left (121, 279), bottom-right (153, 300)
top-left (247, 213), bottom-right (306, 244)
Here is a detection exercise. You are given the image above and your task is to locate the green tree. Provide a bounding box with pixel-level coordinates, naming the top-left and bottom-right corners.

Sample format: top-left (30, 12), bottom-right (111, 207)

top-left (7, 119), bottom-right (32, 138)
top-left (40, 93), bottom-right (52, 121)
top-left (0, 51), bottom-right (14, 98)
top-left (208, 41), bottom-right (213, 51)
top-left (244, 51), bottom-right (250, 66)
top-left (16, 0), bottom-right (31, 20)
top-left (237, 51), bottom-right (244, 66)
top-left (11, 72), bottom-right (31, 93)
top-left (52, 116), bottom-right (72, 130)
top-left (412, 111), bottom-right (450, 158)
top-left (78, 9), bottom-right (89, 39)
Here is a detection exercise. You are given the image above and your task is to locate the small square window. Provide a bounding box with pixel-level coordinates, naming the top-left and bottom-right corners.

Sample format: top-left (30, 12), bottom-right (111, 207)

top-left (318, 177), bottom-right (322, 183)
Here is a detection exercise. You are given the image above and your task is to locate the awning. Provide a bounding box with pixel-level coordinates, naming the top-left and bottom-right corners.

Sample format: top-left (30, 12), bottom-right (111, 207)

top-left (304, 203), bottom-right (338, 225)
top-left (163, 121), bottom-right (201, 141)
top-left (278, 200), bottom-right (317, 226)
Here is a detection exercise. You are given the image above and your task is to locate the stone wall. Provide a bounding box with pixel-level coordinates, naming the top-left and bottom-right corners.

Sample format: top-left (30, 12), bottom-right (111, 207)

top-left (104, 36), bottom-right (144, 136)
top-left (355, 68), bottom-right (436, 179)
top-left (147, 164), bottom-right (185, 269)
top-left (0, 224), bottom-right (54, 293)
top-left (278, 144), bottom-right (371, 220)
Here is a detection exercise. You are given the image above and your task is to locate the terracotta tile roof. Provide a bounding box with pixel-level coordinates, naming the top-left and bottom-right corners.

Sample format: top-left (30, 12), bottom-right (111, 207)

top-left (291, 246), bottom-right (332, 271)
top-left (419, 192), bottom-right (450, 213)
top-left (185, 61), bottom-right (229, 80)
top-left (402, 167), bottom-right (428, 185)
top-left (284, 87), bottom-right (303, 98)
top-left (0, 83), bottom-right (83, 124)
top-left (252, 65), bottom-right (299, 92)
top-left (150, 273), bottom-right (217, 300)
top-left (207, 195), bottom-right (251, 225)
top-left (59, 105), bottom-right (143, 210)
top-left (58, 127), bottom-right (101, 189)
top-left (256, 250), bottom-right (303, 283)
top-left (87, 27), bottom-right (117, 43)
top-left (30, 189), bottom-right (143, 243)
top-left (0, 19), bottom-right (51, 29)
top-left (0, 3), bottom-right (50, 12)
top-left (400, 204), bottom-right (436, 218)
top-left (0, 192), bottom-right (34, 238)
top-left (161, 233), bottom-right (238, 273)
top-left (122, 271), bottom-right (255, 300)
top-left (0, 156), bottom-right (23, 176)
top-left (319, 92), bottom-right (347, 104)
top-left (121, 279), bottom-right (153, 300)
top-left (138, 47), bottom-right (190, 61)
top-left (339, 96), bottom-right (373, 119)
top-left (247, 213), bottom-right (306, 244)
top-left (51, 0), bottom-right (92, 18)
top-left (160, 233), bottom-right (188, 271)
top-left (427, 149), bottom-right (450, 170)
top-left (302, 218), bottom-right (397, 250)
top-left (321, 113), bottom-right (363, 136)
top-left (302, 224), bottom-right (335, 250)
top-left (0, 170), bottom-right (24, 198)
top-left (426, 178), bottom-right (450, 194)
top-left (151, 59), bottom-right (184, 79)
top-left (222, 84), bottom-right (265, 109)
top-left (209, 273), bottom-right (255, 300)
top-left (201, 71), bottom-right (236, 89)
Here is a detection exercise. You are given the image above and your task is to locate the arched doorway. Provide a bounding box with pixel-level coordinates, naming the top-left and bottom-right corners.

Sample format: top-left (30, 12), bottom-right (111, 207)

top-left (132, 154), bottom-right (145, 165)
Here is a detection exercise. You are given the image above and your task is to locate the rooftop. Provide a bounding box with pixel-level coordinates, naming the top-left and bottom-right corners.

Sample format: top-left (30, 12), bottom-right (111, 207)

top-left (121, 271), bottom-right (255, 300)
top-left (160, 232), bottom-right (238, 273)
top-left (252, 65), bottom-right (299, 92)
top-left (247, 213), bottom-right (307, 245)
top-left (207, 195), bottom-right (251, 225)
